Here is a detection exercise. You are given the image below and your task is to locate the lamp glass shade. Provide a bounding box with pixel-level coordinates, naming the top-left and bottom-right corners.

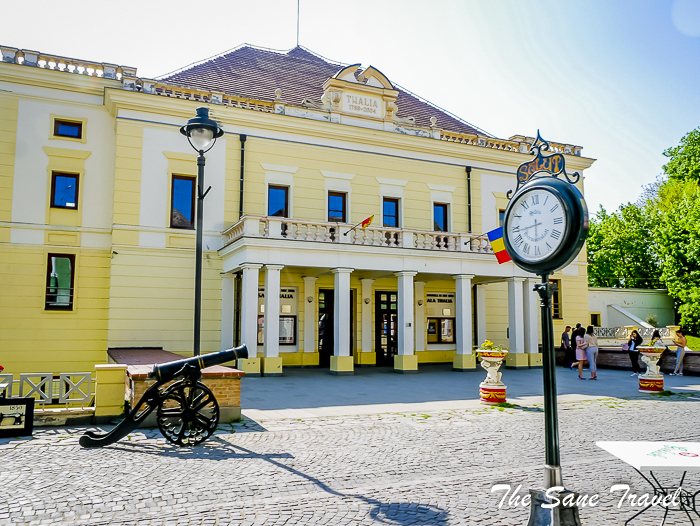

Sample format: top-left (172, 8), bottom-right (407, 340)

top-left (189, 127), bottom-right (215, 151)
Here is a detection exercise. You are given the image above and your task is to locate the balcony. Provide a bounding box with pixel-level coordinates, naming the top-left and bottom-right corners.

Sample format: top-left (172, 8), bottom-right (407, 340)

top-left (222, 216), bottom-right (494, 255)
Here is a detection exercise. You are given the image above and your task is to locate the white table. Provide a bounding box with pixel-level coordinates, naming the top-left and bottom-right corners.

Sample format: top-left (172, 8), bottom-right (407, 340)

top-left (597, 441), bottom-right (700, 525)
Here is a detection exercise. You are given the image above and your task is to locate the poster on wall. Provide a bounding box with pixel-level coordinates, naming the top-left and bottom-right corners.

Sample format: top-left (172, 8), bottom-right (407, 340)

top-left (279, 316), bottom-right (296, 345)
top-left (257, 316), bottom-right (297, 345)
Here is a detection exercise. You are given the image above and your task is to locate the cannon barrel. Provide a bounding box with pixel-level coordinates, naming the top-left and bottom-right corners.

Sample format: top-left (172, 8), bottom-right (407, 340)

top-left (148, 345), bottom-right (248, 381)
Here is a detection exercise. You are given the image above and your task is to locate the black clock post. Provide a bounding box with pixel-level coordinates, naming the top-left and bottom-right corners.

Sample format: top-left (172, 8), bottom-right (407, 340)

top-left (501, 133), bottom-right (588, 526)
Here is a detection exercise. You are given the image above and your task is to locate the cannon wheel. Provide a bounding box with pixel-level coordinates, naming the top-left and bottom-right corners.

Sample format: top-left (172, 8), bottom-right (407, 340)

top-left (156, 380), bottom-right (219, 446)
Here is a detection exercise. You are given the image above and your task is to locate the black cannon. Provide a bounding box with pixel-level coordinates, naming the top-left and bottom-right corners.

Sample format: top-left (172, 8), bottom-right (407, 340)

top-left (80, 345), bottom-right (248, 448)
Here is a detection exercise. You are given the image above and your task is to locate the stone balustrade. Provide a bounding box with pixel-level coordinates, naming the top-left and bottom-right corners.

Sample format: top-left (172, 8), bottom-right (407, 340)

top-left (439, 131), bottom-right (583, 156)
top-left (223, 216), bottom-right (493, 255)
top-left (593, 326), bottom-right (678, 340)
top-left (0, 46), bottom-right (135, 80)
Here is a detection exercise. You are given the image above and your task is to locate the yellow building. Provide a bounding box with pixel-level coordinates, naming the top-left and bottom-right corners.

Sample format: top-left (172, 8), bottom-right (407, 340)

top-left (0, 45), bottom-right (594, 378)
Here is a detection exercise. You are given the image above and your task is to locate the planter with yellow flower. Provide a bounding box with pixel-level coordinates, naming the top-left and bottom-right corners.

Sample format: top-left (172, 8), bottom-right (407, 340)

top-left (638, 344), bottom-right (665, 393)
top-left (475, 341), bottom-right (508, 404)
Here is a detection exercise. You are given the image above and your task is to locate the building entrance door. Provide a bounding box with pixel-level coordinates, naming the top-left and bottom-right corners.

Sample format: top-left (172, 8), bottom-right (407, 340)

top-left (375, 290), bottom-right (398, 366)
top-left (318, 289), bottom-right (334, 368)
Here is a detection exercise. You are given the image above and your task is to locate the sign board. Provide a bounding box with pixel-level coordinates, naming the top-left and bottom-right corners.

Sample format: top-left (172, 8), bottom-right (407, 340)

top-left (258, 287), bottom-right (298, 315)
top-left (342, 93), bottom-right (383, 118)
top-left (0, 397), bottom-right (35, 438)
top-left (426, 292), bottom-right (455, 317)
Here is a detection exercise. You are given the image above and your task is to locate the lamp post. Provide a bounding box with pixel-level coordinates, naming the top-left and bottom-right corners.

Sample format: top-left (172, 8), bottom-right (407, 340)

top-left (180, 107), bottom-right (223, 356)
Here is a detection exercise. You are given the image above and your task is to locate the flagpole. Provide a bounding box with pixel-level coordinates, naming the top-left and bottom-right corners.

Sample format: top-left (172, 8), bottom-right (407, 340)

top-left (343, 220), bottom-right (365, 236)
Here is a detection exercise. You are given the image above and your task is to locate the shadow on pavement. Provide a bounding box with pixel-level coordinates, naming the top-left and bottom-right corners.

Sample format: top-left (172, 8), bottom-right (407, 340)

top-left (106, 437), bottom-right (450, 525)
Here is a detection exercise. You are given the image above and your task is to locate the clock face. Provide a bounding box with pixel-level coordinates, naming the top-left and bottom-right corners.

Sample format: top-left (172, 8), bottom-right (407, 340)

top-left (505, 188), bottom-right (567, 263)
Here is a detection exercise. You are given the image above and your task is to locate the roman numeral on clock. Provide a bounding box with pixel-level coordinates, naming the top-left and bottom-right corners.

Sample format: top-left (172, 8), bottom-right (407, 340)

top-left (551, 229), bottom-right (561, 240)
top-left (553, 217), bottom-right (563, 225)
top-left (531, 195), bottom-right (539, 205)
top-left (523, 243), bottom-right (530, 254)
top-left (511, 225), bottom-right (520, 233)
top-left (514, 235), bottom-right (523, 247)
top-left (535, 246), bottom-right (541, 256)
top-left (550, 204), bottom-right (559, 213)
top-left (521, 201), bottom-right (530, 210)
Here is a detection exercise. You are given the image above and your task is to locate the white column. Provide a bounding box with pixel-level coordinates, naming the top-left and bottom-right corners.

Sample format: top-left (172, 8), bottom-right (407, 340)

top-left (524, 278), bottom-right (539, 353)
top-left (240, 263), bottom-right (263, 355)
top-left (414, 281), bottom-right (426, 353)
top-left (454, 274), bottom-right (474, 355)
top-left (221, 273), bottom-right (235, 351)
top-left (395, 271), bottom-right (417, 355)
top-left (303, 276), bottom-right (318, 353)
top-left (332, 268), bottom-right (353, 357)
top-left (476, 284), bottom-right (487, 346)
top-left (360, 278), bottom-right (374, 353)
top-left (508, 277), bottom-right (526, 354)
top-left (263, 265), bottom-right (284, 358)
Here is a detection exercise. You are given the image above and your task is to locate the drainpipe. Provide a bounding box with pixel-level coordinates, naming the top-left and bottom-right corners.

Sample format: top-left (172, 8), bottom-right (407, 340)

top-left (238, 134), bottom-right (247, 220)
top-left (465, 166), bottom-right (472, 233)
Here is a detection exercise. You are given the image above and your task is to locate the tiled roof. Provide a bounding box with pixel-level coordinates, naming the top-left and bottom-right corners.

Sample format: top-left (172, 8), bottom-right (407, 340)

top-left (161, 45), bottom-right (482, 136)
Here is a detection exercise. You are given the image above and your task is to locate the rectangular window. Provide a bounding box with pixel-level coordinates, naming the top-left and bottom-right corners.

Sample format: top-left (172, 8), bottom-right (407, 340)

top-left (171, 175), bottom-right (195, 229)
top-left (328, 192), bottom-right (346, 223)
top-left (591, 313), bottom-right (601, 327)
top-left (53, 119), bottom-right (83, 139)
top-left (45, 254), bottom-right (75, 310)
top-left (433, 203), bottom-right (448, 232)
top-left (427, 317), bottom-right (455, 343)
top-left (499, 209), bottom-right (506, 227)
top-left (50, 172), bottom-right (79, 209)
top-left (268, 185), bottom-right (289, 218)
top-left (383, 198), bottom-right (399, 227)
top-left (550, 279), bottom-right (562, 319)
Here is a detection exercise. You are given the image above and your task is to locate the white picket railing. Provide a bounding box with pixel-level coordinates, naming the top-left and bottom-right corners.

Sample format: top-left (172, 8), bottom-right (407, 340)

top-left (0, 372), bottom-right (94, 408)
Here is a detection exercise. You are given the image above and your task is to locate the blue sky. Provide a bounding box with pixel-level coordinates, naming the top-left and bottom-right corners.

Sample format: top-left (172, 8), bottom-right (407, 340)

top-left (3, 0), bottom-right (699, 214)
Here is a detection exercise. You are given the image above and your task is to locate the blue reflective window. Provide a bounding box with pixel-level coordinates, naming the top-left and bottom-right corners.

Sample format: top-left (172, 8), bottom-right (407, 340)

top-left (433, 203), bottom-right (448, 232)
top-left (328, 192), bottom-right (346, 222)
top-left (171, 176), bottom-right (195, 229)
top-left (54, 120), bottom-right (82, 139)
top-left (268, 186), bottom-right (288, 217)
top-left (383, 198), bottom-right (398, 227)
top-left (51, 173), bottom-right (78, 209)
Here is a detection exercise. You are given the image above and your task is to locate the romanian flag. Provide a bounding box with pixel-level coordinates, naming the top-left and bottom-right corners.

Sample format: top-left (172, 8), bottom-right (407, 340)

top-left (361, 215), bottom-right (374, 229)
top-left (487, 227), bottom-right (512, 264)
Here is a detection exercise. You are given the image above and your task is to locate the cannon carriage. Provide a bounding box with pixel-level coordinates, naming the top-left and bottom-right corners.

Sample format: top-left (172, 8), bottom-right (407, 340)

top-left (80, 345), bottom-right (248, 448)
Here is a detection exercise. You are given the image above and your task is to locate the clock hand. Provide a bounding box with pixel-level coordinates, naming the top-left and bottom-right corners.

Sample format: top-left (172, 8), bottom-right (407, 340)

top-left (520, 221), bottom-right (543, 232)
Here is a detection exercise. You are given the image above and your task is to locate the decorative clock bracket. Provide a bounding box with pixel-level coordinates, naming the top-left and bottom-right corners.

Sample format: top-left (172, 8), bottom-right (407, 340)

top-left (507, 130), bottom-right (581, 199)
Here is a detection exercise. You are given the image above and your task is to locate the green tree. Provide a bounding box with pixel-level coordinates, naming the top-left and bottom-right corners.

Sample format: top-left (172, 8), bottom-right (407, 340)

top-left (653, 181), bottom-right (700, 333)
top-left (587, 204), bottom-right (662, 289)
top-left (663, 127), bottom-right (700, 184)
top-left (587, 126), bottom-right (700, 333)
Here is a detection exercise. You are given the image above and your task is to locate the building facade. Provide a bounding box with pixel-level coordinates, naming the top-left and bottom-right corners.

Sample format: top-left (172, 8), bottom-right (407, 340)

top-left (0, 45), bottom-right (594, 377)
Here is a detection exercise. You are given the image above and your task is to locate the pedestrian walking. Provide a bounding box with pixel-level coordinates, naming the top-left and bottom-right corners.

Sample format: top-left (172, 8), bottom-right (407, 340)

top-left (670, 329), bottom-right (688, 376)
top-left (570, 327), bottom-right (588, 380)
top-left (584, 325), bottom-right (598, 380)
top-left (561, 326), bottom-right (572, 368)
top-left (627, 330), bottom-right (644, 376)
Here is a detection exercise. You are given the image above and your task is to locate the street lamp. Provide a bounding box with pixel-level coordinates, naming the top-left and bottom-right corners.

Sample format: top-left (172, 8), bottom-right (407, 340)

top-left (180, 107), bottom-right (224, 356)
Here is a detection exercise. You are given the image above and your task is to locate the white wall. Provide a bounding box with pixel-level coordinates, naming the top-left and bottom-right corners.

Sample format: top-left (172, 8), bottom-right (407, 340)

top-left (140, 127), bottom-right (227, 249)
top-left (12, 99), bottom-right (115, 229)
top-left (588, 288), bottom-right (675, 327)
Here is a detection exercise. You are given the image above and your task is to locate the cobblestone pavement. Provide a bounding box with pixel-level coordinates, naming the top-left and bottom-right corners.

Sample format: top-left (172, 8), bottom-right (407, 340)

top-left (1, 395), bottom-right (699, 525)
